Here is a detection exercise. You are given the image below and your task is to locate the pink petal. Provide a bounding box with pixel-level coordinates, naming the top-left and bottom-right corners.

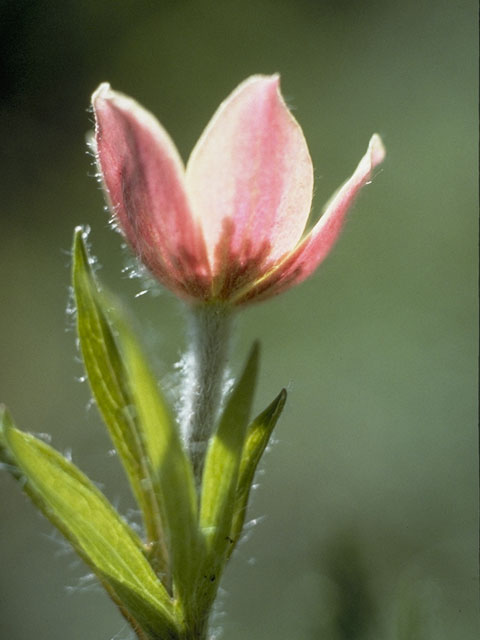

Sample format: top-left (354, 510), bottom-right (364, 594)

top-left (185, 75), bottom-right (314, 278)
top-left (92, 84), bottom-right (210, 299)
top-left (235, 134), bottom-right (386, 304)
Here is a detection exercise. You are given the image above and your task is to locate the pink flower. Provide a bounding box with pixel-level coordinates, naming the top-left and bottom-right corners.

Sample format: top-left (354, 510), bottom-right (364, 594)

top-left (92, 75), bottom-right (385, 306)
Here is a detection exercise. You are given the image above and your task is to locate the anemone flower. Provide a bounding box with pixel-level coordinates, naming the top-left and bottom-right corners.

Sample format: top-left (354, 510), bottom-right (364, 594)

top-left (92, 75), bottom-right (385, 306)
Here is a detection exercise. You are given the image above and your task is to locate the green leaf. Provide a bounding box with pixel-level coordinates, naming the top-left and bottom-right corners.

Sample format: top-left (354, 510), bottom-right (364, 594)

top-left (0, 406), bottom-right (178, 639)
top-left (196, 342), bottom-right (259, 609)
top-left (228, 389), bottom-right (287, 558)
top-left (112, 309), bottom-right (199, 607)
top-left (72, 228), bottom-right (167, 571)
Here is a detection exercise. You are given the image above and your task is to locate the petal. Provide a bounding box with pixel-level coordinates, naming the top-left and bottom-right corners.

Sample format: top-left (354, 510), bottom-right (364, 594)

top-left (235, 134), bottom-right (386, 304)
top-left (92, 84), bottom-right (210, 299)
top-left (186, 75), bottom-right (314, 275)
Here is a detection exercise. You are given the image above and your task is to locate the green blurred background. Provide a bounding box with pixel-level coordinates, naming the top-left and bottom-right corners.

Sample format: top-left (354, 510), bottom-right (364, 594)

top-left (0, 0), bottom-right (477, 638)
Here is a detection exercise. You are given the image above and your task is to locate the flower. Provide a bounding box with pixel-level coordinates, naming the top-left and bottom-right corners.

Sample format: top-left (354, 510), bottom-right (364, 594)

top-left (92, 75), bottom-right (385, 306)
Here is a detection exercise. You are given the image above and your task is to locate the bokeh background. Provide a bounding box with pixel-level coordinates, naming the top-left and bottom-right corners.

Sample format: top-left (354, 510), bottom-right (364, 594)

top-left (0, 1), bottom-right (477, 638)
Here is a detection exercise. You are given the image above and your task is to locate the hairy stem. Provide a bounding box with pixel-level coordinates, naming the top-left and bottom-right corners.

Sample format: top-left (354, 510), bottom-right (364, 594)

top-left (182, 303), bottom-right (233, 486)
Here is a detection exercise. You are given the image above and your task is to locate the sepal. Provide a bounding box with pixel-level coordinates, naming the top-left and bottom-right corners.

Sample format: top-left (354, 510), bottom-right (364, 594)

top-left (111, 304), bottom-right (199, 607)
top-left (228, 388), bottom-right (287, 557)
top-left (195, 343), bottom-right (259, 612)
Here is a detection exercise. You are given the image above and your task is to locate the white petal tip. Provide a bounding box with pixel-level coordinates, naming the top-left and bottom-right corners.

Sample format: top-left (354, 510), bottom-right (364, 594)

top-left (238, 73), bottom-right (281, 94)
top-left (369, 133), bottom-right (386, 166)
top-left (91, 82), bottom-right (112, 105)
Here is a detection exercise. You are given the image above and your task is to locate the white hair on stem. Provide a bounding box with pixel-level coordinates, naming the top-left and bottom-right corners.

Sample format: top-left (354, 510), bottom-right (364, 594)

top-left (179, 303), bottom-right (234, 486)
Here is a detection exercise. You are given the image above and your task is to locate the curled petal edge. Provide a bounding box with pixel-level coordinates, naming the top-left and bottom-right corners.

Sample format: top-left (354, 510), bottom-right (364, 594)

top-left (232, 134), bottom-right (386, 304)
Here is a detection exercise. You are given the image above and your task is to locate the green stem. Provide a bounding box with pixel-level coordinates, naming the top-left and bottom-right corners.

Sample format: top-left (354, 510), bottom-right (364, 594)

top-left (183, 302), bottom-right (233, 487)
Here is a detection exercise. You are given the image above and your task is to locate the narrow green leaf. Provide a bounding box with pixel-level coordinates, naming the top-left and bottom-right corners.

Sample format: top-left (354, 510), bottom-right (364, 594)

top-left (196, 343), bottom-right (259, 609)
top-left (0, 407), bottom-right (178, 639)
top-left (72, 228), bottom-right (167, 570)
top-left (228, 389), bottom-right (287, 558)
top-left (112, 310), bottom-right (199, 606)
top-left (0, 407), bottom-right (15, 470)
